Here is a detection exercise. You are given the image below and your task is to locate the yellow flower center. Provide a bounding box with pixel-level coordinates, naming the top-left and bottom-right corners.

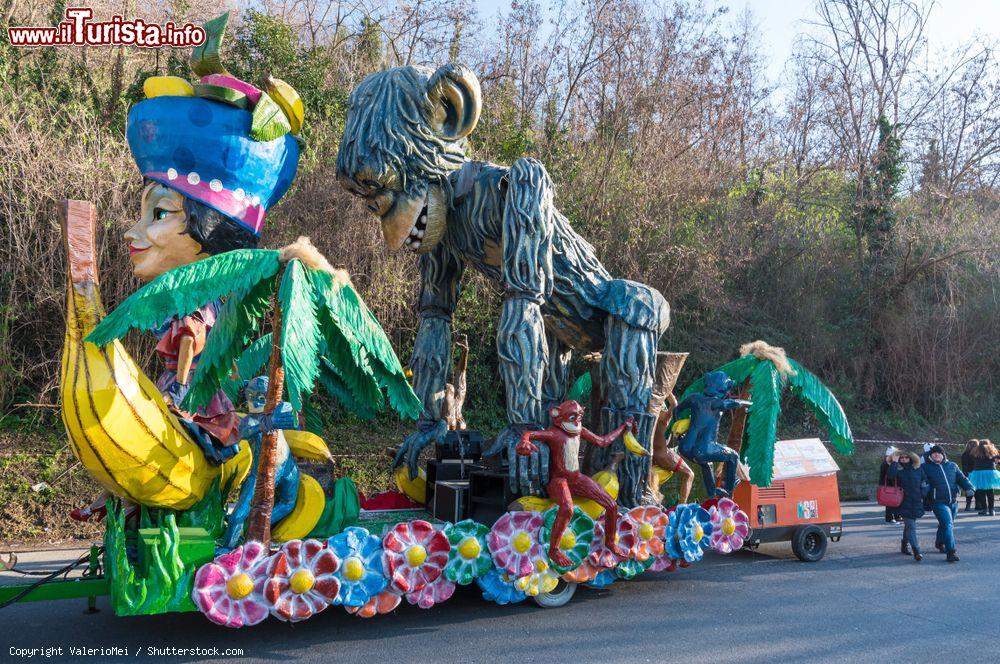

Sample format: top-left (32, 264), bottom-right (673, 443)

top-left (638, 522), bottom-right (655, 540)
top-left (722, 517), bottom-right (736, 536)
top-left (405, 545), bottom-right (427, 567)
top-left (692, 524), bottom-right (704, 543)
top-left (458, 536), bottom-right (481, 560)
top-left (614, 533), bottom-right (620, 545)
top-left (226, 572), bottom-right (253, 600)
top-left (512, 531), bottom-right (533, 554)
top-left (534, 558), bottom-right (549, 573)
top-left (343, 556), bottom-right (365, 582)
top-left (559, 530), bottom-right (577, 550)
top-left (290, 569), bottom-right (315, 594)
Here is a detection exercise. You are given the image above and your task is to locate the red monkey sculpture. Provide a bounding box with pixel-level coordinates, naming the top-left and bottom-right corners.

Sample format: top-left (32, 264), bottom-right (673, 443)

top-left (516, 401), bottom-right (635, 568)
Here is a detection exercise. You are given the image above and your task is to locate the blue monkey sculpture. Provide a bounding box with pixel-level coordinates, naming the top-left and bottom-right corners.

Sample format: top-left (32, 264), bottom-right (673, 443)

top-left (221, 376), bottom-right (299, 549)
top-left (671, 371), bottom-right (752, 497)
top-left (336, 64), bottom-right (669, 506)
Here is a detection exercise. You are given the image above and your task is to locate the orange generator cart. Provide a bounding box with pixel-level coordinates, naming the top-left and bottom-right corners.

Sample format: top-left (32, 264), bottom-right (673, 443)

top-left (733, 438), bottom-right (843, 561)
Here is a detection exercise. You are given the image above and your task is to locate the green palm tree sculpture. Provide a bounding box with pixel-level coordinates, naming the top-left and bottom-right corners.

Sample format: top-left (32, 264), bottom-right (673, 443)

top-left (87, 239), bottom-right (421, 544)
top-left (678, 340), bottom-right (853, 487)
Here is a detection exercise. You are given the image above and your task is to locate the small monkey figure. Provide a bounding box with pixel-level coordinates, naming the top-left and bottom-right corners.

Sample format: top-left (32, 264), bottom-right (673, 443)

top-left (441, 334), bottom-right (469, 431)
top-left (516, 401), bottom-right (635, 568)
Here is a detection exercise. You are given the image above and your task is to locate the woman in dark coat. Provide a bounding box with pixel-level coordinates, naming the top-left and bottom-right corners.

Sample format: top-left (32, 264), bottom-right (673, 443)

top-left (879, 446), bottom-right (903, 524)
top-left (887, 450), bottom-right (927, 560)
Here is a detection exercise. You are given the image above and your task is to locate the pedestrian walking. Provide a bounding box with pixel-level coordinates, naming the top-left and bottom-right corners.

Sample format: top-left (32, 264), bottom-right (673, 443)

top-left (922, 445), bottom-right (975, 562)
top-left (879, 446), bottom-right (903, 524)
top-left (969, 439), bottom-right (1000, 517)
top-left (961, 439), bottom-right (979, 511)
top-left (887, 450), bottom-right (927, 561)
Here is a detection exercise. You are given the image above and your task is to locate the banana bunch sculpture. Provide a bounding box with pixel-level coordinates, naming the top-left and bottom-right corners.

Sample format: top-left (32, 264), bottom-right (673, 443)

top-left (61, 201), bottom-right (225, 510)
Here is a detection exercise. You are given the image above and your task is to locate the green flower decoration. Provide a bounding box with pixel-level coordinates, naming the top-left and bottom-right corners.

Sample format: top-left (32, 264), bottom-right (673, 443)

top-left (614, 555), bottom-right (654, 580)
top-left (540, 506), bottom-right (595, 573)
top-left (444, 519), bottom-right (492, 584)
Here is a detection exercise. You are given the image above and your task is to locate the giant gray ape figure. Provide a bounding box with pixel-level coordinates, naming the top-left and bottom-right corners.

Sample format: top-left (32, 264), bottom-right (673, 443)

top-left (336, 64), bottom-right (669, 507)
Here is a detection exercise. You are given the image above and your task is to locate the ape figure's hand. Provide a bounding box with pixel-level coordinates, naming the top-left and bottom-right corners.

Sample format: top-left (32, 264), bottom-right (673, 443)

top-left (393, 419), bottom-right (448, 480)
top-left (490, 424), bottom-right (549, 495)
top-left (516, 438), bottom-right (538, 456)
top-left (626, 416), bottom-right (637, 433)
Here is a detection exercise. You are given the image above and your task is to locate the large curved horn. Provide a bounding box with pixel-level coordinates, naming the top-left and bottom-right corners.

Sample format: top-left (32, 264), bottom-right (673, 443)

top-left (426, 63), bottom-right (482, 141)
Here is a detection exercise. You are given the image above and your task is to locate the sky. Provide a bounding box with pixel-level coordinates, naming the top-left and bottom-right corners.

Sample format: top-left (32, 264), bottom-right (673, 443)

top-left (474, 0), bottom-right (1000, 84)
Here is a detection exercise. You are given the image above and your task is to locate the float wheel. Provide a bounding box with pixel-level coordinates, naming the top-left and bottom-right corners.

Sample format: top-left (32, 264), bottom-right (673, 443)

top-left (532, 579), bottom-right (578, 608)
top-left (791, 525), bottom-right (827, 562)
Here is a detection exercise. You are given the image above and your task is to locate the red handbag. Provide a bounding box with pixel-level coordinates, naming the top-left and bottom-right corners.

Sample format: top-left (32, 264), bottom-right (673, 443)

top-left (877, 480), bottom-right (904, 507)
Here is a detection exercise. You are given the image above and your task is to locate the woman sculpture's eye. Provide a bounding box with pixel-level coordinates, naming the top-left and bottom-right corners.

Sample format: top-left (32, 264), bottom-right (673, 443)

top-left (154, 207), bottom-right (170, 221)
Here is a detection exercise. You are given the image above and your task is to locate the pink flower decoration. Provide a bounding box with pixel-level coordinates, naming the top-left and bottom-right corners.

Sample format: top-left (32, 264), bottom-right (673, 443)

top-left (382, 520), bottom-right (450, 594)
top-left (263, 539), bottom-right (341, 622)
top-left (406, 578), bottom-right (456, 609)
top-left (709, 497), bottom-right (751, 554)
top-left (649, 554), bottom-right (677, 573)
top-left (345, 589), bottom-right (403, 618)
top-left (624, 506), bottom-right (669, 561)
top-left (193, 541), bottom-right (271, 628)
top-left (589, 518), bottom-right (637, 569)
top-left (488, 511), bottom-right (544, 577)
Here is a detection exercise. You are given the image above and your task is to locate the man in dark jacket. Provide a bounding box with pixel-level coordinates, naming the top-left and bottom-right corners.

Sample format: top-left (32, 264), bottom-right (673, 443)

top-left (888, 450), bottom-right (927, 560)
top-left (921, 445), bottom-right (975, 562)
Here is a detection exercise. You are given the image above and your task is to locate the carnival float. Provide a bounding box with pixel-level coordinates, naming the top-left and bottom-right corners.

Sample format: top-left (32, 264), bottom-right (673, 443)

top-left (0, 14), bottom-right (854, 625)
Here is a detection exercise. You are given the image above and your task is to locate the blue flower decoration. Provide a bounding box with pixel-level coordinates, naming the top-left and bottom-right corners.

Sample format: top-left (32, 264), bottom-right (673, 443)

top-left (585, 569), bottom-right (618, 588)
top-left (666, 504), bottom-right (714, 563)
top-left (476, 568), bottom-right (527, 605)
top-left (328, 526), bottom-right (388, 607)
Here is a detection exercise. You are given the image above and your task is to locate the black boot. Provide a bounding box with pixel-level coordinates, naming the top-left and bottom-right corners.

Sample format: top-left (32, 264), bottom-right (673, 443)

top-left (900, 540), bottom-right (911, 555)
top-left (913, 550), bottom-right (922, 561)
top-left (946, 551), bottom-right (960, 563)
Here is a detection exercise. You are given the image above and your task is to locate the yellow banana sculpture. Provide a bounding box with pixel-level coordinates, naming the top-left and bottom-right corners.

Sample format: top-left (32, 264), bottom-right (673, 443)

top-left (60, 201), bottom-right (221, 510)
top-left (623, 429), bottom-right (648, 456)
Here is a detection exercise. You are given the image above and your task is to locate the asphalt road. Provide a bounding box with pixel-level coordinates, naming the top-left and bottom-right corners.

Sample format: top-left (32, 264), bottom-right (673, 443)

top-left (2, 502), bottom-right (998, 664)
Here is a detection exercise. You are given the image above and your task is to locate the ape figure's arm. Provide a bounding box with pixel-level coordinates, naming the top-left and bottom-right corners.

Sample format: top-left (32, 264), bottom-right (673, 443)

top-left (395, 243), bottom-right (465, 477)
top-left (581, 417), bottom-right (635, 449)
top-left (494, 158), bottom-right (556, 493)
top-left (713, 397), bottom-right (751, 411)
top-left (515, 428), bottom-right (562, 457)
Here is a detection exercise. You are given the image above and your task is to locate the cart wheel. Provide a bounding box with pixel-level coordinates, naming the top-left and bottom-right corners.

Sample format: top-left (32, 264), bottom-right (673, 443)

top-left (791, 525), bottom-right (827, 562)
top-left (533, 579), bottom-right (577, 608)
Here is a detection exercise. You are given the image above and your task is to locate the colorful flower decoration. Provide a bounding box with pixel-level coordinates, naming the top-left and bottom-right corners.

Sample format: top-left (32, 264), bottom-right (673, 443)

top-left (562, 559), bottom-right (601, 583)
top-left (665, 504), bottom-right (714, 563)
top-left (709, 498), bottom-right (751, 554)
top-left (539, 506), bottom-right (595, 573)
top-left (589, 517), bottom-right (637, 569)
top-left (444, 519), bottom-right (492, 584)
top-left (615, 554), bottom-right (654, 580)
top-left (649, 554), bottom-right (677, 573)
top-left (624, 506), bottom-right (669, 561)
top-left (382, 520), bottom-right (450, 594)
top-left (406, 578), bottom-right (456, 609)
top-left (193, 541), bottom-right (271, 628)
top-left (328, 526), bottom-right (388, 607)
top-left (513, 556), bottom-right (561, 596)
top-left (477, 568), bottom-right (527, 605)
top-left (488, 511), bottom-right (544, 577)
top-left (263, 539), bottom-right (341, 622)
top-left (345, 589), bottom-right (402, 618)
top-left (585, 568), bottom-right (618, 588)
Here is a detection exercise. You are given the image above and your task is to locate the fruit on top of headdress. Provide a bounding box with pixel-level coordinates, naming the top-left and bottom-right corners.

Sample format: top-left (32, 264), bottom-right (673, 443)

top-left (265, 76), bottom-right (304, 135)
top-left (143, 76), bottom-right (195, 98)
top-left (141, 11), bottom-right (305, 142)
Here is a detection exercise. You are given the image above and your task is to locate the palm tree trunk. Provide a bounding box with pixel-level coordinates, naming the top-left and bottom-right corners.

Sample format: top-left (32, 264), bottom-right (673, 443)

top-left (726, 382), bottom-right (751, 455)
top-left (246, 293), bottom-right (285, 546)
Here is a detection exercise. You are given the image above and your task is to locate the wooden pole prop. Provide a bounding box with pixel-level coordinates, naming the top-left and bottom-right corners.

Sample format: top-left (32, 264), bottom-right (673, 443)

top-left (246, 290), bottom-right (285, 546)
